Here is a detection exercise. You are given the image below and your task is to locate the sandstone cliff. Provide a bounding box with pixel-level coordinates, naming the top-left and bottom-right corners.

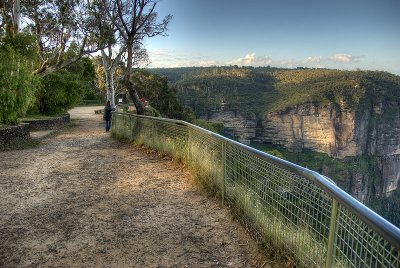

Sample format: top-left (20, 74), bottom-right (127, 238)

top-left (261, 100), bottom-right (399, 199)
top-left (151, 67), bottom-right (400, 206)
top-left (205, 97), bottom-right (400, 201)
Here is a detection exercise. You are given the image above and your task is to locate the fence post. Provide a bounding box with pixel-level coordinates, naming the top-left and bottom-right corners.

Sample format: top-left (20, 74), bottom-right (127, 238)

top-left (187, 127), bottom-right (192, 166)
top-left (129, 114), bottom-right (132, 140)
top-left (114, 114), bottom-right (117, 134)
top-left (325, 199), bottom-right (339, 268)
top-left (221, 141), bottom-right (226, 206)
top-left (152, 118), bottom-right (157, 147)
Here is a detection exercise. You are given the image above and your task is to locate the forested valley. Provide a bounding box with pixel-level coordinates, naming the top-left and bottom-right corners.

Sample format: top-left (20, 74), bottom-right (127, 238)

top-left (149, 66), bottom-right (400, 227)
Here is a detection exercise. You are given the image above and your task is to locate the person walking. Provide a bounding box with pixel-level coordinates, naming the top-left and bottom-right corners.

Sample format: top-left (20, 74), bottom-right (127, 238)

top-left (104, 100), bottom-right (115, 132)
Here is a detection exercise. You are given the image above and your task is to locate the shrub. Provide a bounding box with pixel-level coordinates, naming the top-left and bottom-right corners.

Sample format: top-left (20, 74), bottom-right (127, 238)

top-left (0, 33), bottom-right (40, 124)
top-left (29, 56), bottom-right (96, 116)
top-left (31, 70), bottom-right (85, 115)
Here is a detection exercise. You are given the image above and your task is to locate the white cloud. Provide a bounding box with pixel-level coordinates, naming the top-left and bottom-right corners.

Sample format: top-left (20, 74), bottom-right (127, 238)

top-left (304, 56), bottom-right (323, 63)
top-left (148, 49), bottom-right (218, 68)
top-left (148, 50), bottom-right (363, 70)
top-left (227, 53), bottom-right (273, 67)
top-left (329, 53), bottom-right (362, 63)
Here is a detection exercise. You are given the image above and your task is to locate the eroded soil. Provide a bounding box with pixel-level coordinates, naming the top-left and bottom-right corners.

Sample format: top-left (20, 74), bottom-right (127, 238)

top-left (0, 107), bottom-right (269, 267)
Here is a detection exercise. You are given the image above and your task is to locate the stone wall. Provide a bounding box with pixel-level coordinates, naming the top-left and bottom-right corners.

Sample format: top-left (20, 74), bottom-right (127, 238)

top-left (0, 123), bottom-right (30, 149)
top-left (1, 114), bottom-right (71, 149)
top-left (22, 114), bottom-right (70, 131)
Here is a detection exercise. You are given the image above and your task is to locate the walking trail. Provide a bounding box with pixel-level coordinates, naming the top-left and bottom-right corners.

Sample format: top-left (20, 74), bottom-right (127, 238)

top-left (0, 107), bottom-right (270, 267)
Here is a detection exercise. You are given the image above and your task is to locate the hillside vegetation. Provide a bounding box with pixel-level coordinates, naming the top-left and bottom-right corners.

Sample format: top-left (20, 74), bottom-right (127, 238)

top-left (149, 66), bottom-right (400, 228)
top-left (150, 67), bottom-right (400, 119)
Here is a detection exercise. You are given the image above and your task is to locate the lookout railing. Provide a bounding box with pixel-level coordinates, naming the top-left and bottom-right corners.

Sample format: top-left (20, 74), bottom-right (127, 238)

top-left (112, 112), bottom-right (400, 268)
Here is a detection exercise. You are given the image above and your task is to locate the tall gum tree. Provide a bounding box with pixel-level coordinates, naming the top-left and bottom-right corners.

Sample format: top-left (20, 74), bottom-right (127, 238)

top-left (102, 0), bottom-right (171, 114)
top-left (19, 0), bottom-right (108, 77)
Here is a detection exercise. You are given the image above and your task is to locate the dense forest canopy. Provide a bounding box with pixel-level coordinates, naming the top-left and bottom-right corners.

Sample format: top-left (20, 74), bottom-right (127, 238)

top-left (149, 67), bottom-right (400, 119)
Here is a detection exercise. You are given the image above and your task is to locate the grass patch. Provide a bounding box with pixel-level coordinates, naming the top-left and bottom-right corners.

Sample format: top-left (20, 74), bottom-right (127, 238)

top-left (111, 113), bottom-right (356, 267)
top-left (226, 183), bottom-right (328, 267)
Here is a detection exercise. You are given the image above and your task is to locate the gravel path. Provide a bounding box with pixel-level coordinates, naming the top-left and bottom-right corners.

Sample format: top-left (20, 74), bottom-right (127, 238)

top-left (0, 107), bottom-right (268, 267)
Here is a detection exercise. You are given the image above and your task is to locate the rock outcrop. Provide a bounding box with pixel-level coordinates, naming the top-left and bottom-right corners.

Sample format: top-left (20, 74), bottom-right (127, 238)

top-left (207, 98), bottom-right (400, 199)
top-left (168, 67), bottom-right (400, 205)
top-left (259, 102), bottom-right (358, 158)
top-left (207, 110), bottom-right (256, 145)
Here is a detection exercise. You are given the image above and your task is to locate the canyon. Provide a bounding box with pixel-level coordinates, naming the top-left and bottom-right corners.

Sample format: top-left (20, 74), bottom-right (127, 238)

top-left (206, 99), bottom-right (400, 202)
top-left (150, 66), bottom-right (400, 225)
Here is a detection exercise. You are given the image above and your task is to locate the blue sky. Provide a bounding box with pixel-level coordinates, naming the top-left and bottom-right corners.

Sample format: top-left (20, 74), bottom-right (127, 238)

top-left (145, 0), bottom-right (400, 75)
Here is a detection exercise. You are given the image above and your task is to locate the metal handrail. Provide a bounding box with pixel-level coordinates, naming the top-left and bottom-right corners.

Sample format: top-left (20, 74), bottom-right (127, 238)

top-left (115, 113), bottom-right (400, 250)
top-left (116, 112), bottom-right (400, 249)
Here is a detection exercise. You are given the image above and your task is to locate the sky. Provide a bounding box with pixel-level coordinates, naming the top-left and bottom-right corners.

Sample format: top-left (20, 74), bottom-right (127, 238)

top-left (144, 0), bottom-right (400, 75)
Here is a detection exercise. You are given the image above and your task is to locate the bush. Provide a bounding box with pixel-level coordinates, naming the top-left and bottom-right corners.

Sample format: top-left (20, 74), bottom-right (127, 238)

top-left (264, 149), bottom-right (286, 160)
top-left (0, 33), bottom-right (40, 124)
top-left (133, 70), bottom-right (187, 119)
top-left (29, 56), bottom-right (96, 116)
top-left (30, 70), bottom-right (85, 115)
top-left (192, 119), bottom-right (224, 133)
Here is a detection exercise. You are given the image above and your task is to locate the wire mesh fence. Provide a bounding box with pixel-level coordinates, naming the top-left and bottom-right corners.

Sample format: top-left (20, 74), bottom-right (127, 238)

top-left (112, 112), bottom-right (400, 268)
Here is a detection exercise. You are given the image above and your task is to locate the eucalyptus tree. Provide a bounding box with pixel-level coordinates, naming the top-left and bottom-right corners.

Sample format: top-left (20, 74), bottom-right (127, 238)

top-left (100, 42), bottom-right (150, 106)
top-left (0, 0), bottom-right (21, 34)
top-left (0, 0), bottom-right (17, 35)
top-left (101, 0), bottom-right (171, 114)
top-left (18, 0), bottom-right (107, 77)
top-left (89, 0), bottom-right (122, 106)
top-left (13, 0), bottom-right (20, 32)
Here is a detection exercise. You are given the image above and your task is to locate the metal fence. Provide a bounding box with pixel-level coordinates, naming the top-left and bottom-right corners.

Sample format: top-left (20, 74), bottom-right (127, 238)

top-left (112, 112), bottom-right (400, 268)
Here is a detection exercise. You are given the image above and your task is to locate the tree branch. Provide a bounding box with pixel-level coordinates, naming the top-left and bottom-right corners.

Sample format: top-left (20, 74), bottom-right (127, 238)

top-left (136, 2), bottom-right (156, 34)
top-left (115, 0), bottom-right (130, 36)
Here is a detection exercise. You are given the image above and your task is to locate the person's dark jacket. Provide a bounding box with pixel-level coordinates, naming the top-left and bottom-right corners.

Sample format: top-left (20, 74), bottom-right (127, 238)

top-left (104, 105), bottom-right (115, 121)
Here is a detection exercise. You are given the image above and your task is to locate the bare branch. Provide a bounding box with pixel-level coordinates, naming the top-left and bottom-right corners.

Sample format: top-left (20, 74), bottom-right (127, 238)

top-left (115, 0), bottom-right (130, 36)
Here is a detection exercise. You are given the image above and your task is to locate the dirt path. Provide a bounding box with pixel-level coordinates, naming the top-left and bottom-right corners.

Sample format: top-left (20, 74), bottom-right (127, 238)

top-left (0, 107), bottom-right (268, 267)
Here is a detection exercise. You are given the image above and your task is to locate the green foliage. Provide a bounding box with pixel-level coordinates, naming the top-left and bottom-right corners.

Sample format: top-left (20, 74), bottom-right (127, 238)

top-left (132, 70), bottom-right (189, 120)
top-left (1, 33), bottom-right (38, 59)
top-left (264, 149), bottom-right (286, 160)
top-left (172, 66), bottom-right (276, 119)
top-left (256, 144), bottom-right (378, 192)
top-left (73, 57), bottom-right (101, 102)
top-left (255, 144), bottom-right (400, 227)
top-left (144, 106), bottom-right (161, 117)
top-left (369, 189), bottom-right (400, 228)
top-left (0, 33), bottom-right (40, 124)
top-left (30, 70), bottom-right (84, 115)
top-left (192, 119), bottom-right (224, 133)
top-left (29, 57), bottom-right (96, 116)
top-left (150, 67), bottom-right (400, 120)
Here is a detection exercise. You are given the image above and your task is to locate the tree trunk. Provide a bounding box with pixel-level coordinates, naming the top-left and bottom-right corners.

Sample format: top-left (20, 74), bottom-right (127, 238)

top-left (125, 38), bottom-right (144, 115)
top-left (109, 70), bottom-right (115, 106)
top-left (101, 49), bottom-right (115, 106)
top-left (105, 71), bottom-right (114, 105)
top-left (12, 0), bottom-right (20, 34)
top-left (125, 79), bottom-right (144, 115)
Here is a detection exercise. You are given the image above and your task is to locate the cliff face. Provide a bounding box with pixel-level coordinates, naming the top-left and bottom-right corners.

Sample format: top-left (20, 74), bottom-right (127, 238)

top-left (153, 67), bottom-right (400, 205)
top-left (259, 101), bottom-right (400, 158)
top-left (259, 102), bottom-right (358, 158)
top-left (207, 109), bottom-right (256, 144)
top-left (206, 98), bottom-right (400, 200)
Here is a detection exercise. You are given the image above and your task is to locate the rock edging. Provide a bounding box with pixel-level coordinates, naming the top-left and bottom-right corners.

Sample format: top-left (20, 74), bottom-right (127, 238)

top-left (0, 123), bottom-right (30, 149)
top-left (22, 114), bottom-right (70, 131)
top-left (1, 114), bottom-right (70, 149)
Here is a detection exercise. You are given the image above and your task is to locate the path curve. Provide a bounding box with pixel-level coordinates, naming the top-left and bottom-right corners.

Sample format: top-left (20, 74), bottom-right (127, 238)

top-left (0, 107), bottom-right (268, 267)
